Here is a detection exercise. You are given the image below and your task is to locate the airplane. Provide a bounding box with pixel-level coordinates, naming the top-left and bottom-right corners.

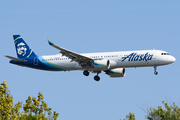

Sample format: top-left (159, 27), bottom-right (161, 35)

top-left (5, 35), bottom-right (176, 81)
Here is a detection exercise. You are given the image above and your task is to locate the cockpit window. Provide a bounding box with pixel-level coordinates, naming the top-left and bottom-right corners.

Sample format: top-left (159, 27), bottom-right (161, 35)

top-left (161, 53), bottom-right (170, 55)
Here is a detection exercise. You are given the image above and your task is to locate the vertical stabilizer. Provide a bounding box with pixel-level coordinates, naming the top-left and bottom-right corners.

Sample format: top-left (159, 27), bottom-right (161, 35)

top-left (13, 35), bottom-right (37, 58)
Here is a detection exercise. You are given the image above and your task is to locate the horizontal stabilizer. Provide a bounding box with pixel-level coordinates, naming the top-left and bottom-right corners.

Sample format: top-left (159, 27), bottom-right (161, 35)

top-left (4, 55), bottom-right (27, 62)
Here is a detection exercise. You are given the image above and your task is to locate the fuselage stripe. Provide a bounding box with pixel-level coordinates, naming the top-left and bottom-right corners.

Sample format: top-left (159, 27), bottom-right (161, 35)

top-left (43, 59), bottom-right (66, 70)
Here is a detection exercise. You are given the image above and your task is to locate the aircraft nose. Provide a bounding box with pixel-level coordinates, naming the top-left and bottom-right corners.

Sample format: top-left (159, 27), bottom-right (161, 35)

top-left (169, 56), bottom-right (176, 63)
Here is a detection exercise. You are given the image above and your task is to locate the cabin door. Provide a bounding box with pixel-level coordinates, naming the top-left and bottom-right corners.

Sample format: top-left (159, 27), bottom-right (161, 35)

top-left (34, 57), bottom-right (38, 65)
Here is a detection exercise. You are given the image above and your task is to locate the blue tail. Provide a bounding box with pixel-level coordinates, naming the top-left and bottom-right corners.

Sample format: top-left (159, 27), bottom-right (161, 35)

top-left (13, 35), bottom-right (37, 58)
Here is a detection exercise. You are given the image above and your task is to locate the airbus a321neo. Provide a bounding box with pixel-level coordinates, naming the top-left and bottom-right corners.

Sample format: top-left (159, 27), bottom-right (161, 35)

top-left (5, 35), bottom-right (176, 81)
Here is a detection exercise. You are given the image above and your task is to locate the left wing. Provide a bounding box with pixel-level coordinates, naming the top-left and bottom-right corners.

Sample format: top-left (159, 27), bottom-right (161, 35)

top-left (46, 36), bottom-right (94, 67)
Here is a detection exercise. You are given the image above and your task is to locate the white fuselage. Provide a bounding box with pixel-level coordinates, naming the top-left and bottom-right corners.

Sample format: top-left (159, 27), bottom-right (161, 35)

top-left (39, 50), bottom-right (175, 71)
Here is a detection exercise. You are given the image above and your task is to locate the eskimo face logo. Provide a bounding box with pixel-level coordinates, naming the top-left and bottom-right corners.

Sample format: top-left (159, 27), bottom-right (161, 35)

top-left (17, 42), bottom-right (27, 56)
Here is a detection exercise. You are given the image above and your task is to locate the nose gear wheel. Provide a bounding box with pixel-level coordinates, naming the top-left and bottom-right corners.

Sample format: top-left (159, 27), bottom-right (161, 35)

top-left (154, 65), bottom-right (158, 75)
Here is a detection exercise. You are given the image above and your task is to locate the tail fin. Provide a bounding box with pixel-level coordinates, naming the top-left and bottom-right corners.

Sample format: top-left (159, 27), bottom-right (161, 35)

top-left (13, 35), bottom-right (37, 58)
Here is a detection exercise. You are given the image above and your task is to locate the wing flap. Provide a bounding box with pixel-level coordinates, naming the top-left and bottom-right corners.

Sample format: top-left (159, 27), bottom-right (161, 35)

top-left (4, 55), bottom-right (27, 62)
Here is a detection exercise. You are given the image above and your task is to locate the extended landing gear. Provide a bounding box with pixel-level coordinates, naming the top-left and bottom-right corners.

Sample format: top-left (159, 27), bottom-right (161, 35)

top-left (154, 65), bottom-right (158, 75)
top-left (94, 72), bottom-right (100, 81)
top-left (94, 75), bottom-right (100, 81)
top-left (83, 70), bottom-right (89, 76)
top-left (83, 70), bottom-right (101, 81)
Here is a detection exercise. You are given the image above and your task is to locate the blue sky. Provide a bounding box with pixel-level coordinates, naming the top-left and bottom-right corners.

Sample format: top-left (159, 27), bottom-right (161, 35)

top-left (1, 1), bottom-right (180, 120)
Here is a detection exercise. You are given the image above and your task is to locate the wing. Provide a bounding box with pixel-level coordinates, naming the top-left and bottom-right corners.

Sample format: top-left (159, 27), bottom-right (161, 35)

top-left (46, 36), bottom-right (94, 67)
top-left (4, 55), bottom-right (27, 62)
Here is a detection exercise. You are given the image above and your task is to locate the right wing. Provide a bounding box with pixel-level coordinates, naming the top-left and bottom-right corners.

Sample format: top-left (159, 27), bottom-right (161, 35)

top-left (46, 36), bottom-right (94, 67)
top-left (4, 55), bottom-right (27, 62)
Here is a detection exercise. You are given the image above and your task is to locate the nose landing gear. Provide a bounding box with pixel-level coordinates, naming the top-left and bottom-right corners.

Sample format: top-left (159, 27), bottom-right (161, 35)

top-left (154, 65), bottom-right (158, 75)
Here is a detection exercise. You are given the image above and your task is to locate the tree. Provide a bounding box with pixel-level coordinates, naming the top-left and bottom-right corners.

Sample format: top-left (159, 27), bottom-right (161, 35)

top-left (23, 92), bottom-right (59, 120)
top-left (0, 80), bottom-right (23, 119)
top-left (122, 112), bottom-right (136, 120)
top-left (122, 101), bottom-right (180, 120)
top-left (0, 80), bottom-right (59, 120)
top-left (146, 101), bottom-right (180, 120)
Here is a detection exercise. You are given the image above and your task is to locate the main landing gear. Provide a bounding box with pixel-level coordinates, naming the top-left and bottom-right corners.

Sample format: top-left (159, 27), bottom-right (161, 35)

top-left (83, 70), bottom-right (101, 81)
top-left (154, 65), bottom-right (158, 75)
top-left (94, 75), bottom-right (100, 81)
top-left (94, 71), bottom-right (101, 81)
top-left (83, 70), bottom-right (89, 76)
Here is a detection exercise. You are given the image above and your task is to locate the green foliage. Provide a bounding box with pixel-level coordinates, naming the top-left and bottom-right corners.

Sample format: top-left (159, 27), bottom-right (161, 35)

top-left (126, 112), bottom-right (136, 120)
top-left (0, 80), bottom-right (23, 120)
top-left (120, 112), bottom-right (136, 120)
top-left (23, 92), bottom-right (59, 120)
top-left (23, 113), bottom-right (38, 120)
top-left (122, 101), bottom-right (180, 120)
top-left (0, 80), bottom-right (59, 120)
top-left (146, 101), bottom-right (180, 120)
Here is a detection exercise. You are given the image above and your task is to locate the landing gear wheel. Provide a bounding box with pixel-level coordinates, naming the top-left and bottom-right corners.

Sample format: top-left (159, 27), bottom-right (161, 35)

top-left (154, 71), bottom-right (158, 75)
top-left (83, 70), bottom-right (89, 76)
top-left (154, 65), bottom-right (158, 75)
top-left (94, 75), bottom-right (100, 81)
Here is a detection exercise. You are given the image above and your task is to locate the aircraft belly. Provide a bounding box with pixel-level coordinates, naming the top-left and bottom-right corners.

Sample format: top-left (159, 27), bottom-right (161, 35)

top-left (51, 61), bottom-right (80, 70)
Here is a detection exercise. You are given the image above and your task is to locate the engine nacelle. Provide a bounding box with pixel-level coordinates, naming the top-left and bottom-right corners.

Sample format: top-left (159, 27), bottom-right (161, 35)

top-left (105, 68), bottom-right (126, 77)
top-left (109, 60), bottom-right (117, 69)
top-left (93, 60), bottom-right (110, 70)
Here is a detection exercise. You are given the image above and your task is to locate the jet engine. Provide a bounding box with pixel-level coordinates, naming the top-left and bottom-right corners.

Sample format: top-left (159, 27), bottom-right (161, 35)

top-left (93, 60), bottom-right (110, 70)
top-left (93, 60), bottom-right (117, 70)
top-left (104, 68), bottom-right (126, 77)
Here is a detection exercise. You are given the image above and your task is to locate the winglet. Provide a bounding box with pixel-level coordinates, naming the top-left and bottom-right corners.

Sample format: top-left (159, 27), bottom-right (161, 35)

top-left (46, 36), bottom-right (54, 45)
